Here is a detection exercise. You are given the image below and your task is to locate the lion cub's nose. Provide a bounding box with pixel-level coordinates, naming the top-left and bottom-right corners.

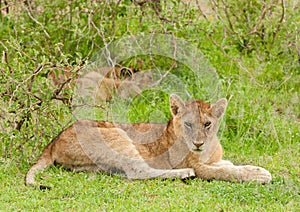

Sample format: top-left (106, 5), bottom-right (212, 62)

top-left (193, 141), bottom-right (204, 148)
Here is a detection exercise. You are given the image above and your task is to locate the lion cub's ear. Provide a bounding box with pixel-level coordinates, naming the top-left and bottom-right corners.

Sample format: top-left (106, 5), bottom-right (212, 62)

top-left (170, 94), bottom-right (185, 116)
top-left (211, 98), bottom-right (227, 119)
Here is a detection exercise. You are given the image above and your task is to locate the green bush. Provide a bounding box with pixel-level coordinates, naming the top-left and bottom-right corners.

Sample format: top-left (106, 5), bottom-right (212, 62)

top-left (0, 1), bottom-right (299, 209)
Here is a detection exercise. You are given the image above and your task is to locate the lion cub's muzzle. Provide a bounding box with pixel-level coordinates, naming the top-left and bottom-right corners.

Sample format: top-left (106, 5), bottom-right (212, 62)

top-left (192, 141), bottom-right (205, 151)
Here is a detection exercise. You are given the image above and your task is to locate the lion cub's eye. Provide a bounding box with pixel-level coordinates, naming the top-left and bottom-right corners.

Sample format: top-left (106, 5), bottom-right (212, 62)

top-left (184, 122), bottom-right (193, 129)
top-left (204, 121), bottom-right (211, 129)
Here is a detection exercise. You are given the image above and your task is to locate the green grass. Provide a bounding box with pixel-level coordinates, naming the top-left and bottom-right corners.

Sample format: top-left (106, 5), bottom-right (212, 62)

top-left (0, 0), bottom-right (299, 211)
top-left (0, 158), bottom-right (299, 211)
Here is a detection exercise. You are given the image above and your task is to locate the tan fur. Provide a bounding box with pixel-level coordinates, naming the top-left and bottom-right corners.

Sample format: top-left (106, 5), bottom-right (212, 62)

top-left (76, 70), bottom-right (153, 102)
top-left (48, 67), bottom-right (153, 102)
top-left (25, 94), bottom-right (271, 186)
top-left (47, 66), bottom-right (132, 86)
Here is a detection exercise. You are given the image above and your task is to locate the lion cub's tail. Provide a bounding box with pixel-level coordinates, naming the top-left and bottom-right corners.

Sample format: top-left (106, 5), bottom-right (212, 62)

top-left (25, 143), bottom-right (54, 189)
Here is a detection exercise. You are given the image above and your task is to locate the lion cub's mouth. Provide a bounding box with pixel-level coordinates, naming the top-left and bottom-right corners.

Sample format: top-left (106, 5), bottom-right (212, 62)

top-left (193, 142), bottom-right (205, 152)
top-left (193, 147), bottom-right (204, 152)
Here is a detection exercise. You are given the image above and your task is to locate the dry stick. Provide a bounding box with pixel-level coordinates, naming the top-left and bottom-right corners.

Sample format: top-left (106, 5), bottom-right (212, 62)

top-left (206, 1), bottom-right (266, 86)
top-left (28, 64), bottom-right (44, 93)
top-left (152, 1), bottom-right (177, 24)
top-left (134, 0), bottom-right (173, 24)
top-left (245, 4), bottom-right (268, 37)
top-left (15, 64), bottom-right (81, 130)
top-left (6, 40), bottom-right (36, 62)
top-left (87, 12), bottom-right (102, 52)
top-left (195, 0), bottom-right (208, 20)
top-left (151, 32), bottom-right (177, 87)
top-left (9, 65), bottom-right (44, 108)
top-left (0, 42), bottom-right (12, 73)
top-left (209, 0), bottom-right (222, 21)
top-left (72, 103), bottom-right (106, 110)
top-left (140, 4), bottom-right (180, 79)
top-left (110, 0), bottom-right (122, 30)
top-left (245, 4), bottom-right (269, 61)
top-left (270, 0), bottom-right (285, 49)
top-left (203, 30), bottom-right (263, 87)
top-left (90, 6), bottom-right (110, 54)
top-left (90, 9), bottom-right (120, 121)
top-left (1, 50), bottom-right (12, 73)
top-left (0, 0), bottom-right (25, 12)
top-left (10, 65), bottom-right (44, 131)
top-left (0, 0), bottom-right (8, 14)
top-left (51, 66), bottom-right (84, 104)
top-left (97, 3), bottom-right (119, 76)
top-left (68, 1), bottom-right (73, 48)
top-left (25, 4), bottom-right (50, 39)
top-left (219, 0), bottom-right (236, 34)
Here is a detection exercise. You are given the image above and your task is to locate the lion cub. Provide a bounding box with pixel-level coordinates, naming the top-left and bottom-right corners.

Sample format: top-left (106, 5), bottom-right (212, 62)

top-left (25, 94), bottom-right (271, 186)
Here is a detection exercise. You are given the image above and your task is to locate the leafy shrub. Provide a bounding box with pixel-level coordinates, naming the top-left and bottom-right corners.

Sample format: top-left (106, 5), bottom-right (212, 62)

top-left (0, 0), bottom-right (299, 160)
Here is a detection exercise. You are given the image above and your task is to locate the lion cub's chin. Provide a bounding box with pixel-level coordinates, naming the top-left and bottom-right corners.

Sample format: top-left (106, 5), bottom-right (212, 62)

top-left (192, 148), bottom-right (204, 153)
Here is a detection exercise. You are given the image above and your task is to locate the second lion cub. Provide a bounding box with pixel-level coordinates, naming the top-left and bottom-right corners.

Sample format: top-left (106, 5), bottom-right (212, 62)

top-left (26, 94), bottom-right (271, 186)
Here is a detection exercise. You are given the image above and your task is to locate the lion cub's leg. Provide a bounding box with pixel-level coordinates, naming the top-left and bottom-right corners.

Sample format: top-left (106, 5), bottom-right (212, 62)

top-left (25, 145), bottom-right (54, 186)
top-left (125, 163), bottom-right (195, 180)
top-left (95, 128), bottom-right (195, 180)
top-left (211, 160), bottom-right (233, 167)
top-left (234, 165), bottom-right (272, 183)
top-left (194, 163), bottom-right (271, 183)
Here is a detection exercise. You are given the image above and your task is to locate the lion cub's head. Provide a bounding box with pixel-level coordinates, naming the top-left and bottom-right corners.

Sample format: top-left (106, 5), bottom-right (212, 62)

top-left (170, 94), bottom-right (227, 153)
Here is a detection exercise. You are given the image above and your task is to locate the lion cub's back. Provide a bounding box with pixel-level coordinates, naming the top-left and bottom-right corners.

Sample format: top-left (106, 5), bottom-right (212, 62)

top-left (116, 122), bottom-right (167, 144)
top-left (52, 120), bottom-right (166, 157)
top-left (50, 120), bottom-right (147, 168)
top-left (56, 119), bottom-right (166, 144)
top-left (48, 120), bottom-right (167, 166)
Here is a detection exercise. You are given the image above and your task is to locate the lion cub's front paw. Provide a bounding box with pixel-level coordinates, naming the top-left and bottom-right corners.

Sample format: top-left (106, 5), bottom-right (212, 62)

top-left (176, 168), bottom-right (195, 179)
top-left (160, 168), bottom-right (195, 179)
top-left (240, 165), bottom-right (272, 183)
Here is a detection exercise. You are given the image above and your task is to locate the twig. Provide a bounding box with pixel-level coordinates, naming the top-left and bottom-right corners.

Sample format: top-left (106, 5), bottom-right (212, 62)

top-left (9, 65), bottom-right (44, 107)
top-left (245, 3), bottom-right (268, 37)
top-left (201, 28), bottom-right (263, 87)
top-left (270, 0), bottom-right (285, 49)
top-left (151, 33), bottom-right (177, 86)
top-left (1, 42), bottom-right (12, 73)
top-left (0, 0), bottom-right (25, 12)
top-left (195, 0), bottom-right (208, 20)
top-left (25, 4), bottom-right (50, 38)
top-left (28, 65), bottom-right (44, 92)
top-left (52, 66), bottom-right (84, 97)
top-left (1, 50), bottom-right (12, 73)
top-left (219, 0), bottom-right (236, 34)
top-left (71, 103), bottom-right (106, 110)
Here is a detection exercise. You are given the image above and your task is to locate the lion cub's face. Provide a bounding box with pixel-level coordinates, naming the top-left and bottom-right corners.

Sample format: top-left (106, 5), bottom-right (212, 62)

top-left (170, 94), bottom-right (227, 153)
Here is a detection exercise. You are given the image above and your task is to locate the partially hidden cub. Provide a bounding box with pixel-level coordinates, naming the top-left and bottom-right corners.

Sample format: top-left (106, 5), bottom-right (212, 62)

top-left (25, 94), bottom-right (271, 186)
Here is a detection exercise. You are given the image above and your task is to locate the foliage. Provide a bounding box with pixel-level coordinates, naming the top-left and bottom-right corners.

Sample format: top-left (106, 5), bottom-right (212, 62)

top-left (0, 0), bottom-right (299, 210)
